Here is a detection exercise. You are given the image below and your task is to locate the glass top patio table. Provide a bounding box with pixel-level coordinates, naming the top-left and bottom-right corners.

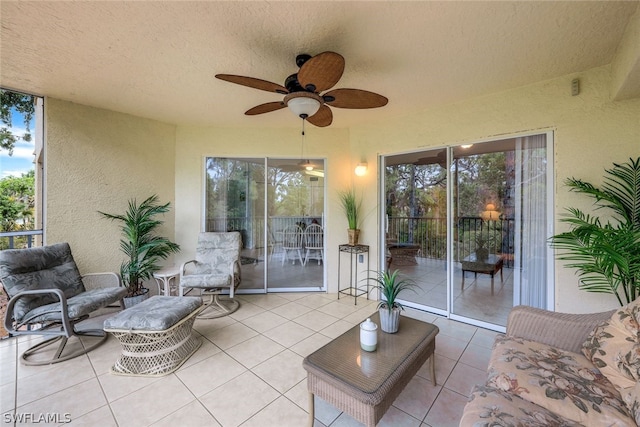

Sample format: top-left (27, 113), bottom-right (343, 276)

top-left (303, 311), bottom-right (439, 394)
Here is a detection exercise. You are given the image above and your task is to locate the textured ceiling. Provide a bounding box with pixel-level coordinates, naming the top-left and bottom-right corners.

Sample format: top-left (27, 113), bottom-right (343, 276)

top-left (1, 1), bottom-right (638, 129)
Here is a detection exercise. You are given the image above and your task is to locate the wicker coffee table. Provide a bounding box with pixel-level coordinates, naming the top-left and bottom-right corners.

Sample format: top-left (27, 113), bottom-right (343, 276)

top-left (302, 312), bottom-right (439, 427)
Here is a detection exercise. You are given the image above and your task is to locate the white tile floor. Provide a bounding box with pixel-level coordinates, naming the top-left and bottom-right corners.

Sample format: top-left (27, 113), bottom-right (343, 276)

top-left (0, 292), bottom-right (498, 427)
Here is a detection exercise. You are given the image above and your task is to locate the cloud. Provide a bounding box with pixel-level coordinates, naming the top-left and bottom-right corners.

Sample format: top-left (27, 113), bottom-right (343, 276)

top-left (2, 145), bottom-right (35, 160)
top-left (1, 169), bottom-right (29, 179)
top-left (0, 144), bottom-right (35, 178)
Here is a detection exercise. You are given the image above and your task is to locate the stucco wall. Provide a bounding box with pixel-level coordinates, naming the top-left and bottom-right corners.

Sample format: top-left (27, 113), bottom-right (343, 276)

top-left (45, 98), bottom-right (177, 278)
top-left (350, 65), bottom-right (640, 314)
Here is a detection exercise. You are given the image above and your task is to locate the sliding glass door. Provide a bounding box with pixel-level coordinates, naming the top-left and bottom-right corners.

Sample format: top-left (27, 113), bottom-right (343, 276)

top-left (450, 143), bottom-right (516, 326)
top-left (383, 132), bottom-right (553, 330)
top-left (265, 158), bottom-right (325, 291)
top-left (384, 148), bottom-right (448, 312)
top-left (205, 157), bottom-right (325, 293)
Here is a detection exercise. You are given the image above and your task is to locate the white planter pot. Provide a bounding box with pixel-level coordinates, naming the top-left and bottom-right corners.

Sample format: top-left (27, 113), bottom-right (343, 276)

top-left (379, 307), bottom-right (401, 333)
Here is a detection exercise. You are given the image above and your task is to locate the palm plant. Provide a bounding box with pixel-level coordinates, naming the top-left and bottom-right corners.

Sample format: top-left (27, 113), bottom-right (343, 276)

top-left (99, 194), bottom-right (180, 297)
top-left (550, 157), bottom-right (640, 306)
top-left (369, 269), bottom-right (417, 312)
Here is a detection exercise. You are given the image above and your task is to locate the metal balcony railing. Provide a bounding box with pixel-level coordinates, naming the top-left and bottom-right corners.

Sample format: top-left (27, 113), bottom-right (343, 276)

top-left (0, 230), bottom-right (44, 250)
top-left (206, 216), bottom-right (322, 250)
top-left (206, 215), bottom-right (515, 266)
top-left (387, 216), bottom-right (514, 267)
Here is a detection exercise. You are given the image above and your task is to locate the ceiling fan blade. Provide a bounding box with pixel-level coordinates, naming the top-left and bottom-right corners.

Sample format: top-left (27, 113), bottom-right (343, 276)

top-left (297, 52), bottom-right (345, 93)
top-left (245, 102), bottom-right (286, 115)
top-left (306, 105), bottom-right (333, 127)
top-left (324, 88), bottom-right (388, 109)
top-left (215, 74), bottom-right (288, 94)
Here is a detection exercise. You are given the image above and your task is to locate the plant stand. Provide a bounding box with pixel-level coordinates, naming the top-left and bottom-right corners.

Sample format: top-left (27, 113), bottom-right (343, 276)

top-left (338, 244), bottom-right (370, 305)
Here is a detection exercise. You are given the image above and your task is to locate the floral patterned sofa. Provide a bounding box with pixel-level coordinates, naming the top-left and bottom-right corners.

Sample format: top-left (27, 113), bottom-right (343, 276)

top-left (460, 301), bottom-right (640, 426)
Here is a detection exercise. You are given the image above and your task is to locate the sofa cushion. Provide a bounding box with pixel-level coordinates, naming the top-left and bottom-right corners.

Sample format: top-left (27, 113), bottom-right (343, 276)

top-left (488, 335), bottom-right (633, 426)
top-left (460, 384), bottom-right (583, 427)
top-left (582, 298), bottom-right (640, 392)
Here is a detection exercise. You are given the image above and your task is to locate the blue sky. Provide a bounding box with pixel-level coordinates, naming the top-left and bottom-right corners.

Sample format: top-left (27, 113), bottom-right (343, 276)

top-left (0, 110), bottom-right (35, 179)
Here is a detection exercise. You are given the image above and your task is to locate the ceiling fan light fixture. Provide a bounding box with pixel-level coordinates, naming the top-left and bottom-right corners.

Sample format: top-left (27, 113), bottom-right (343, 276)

top-left (285, 92), bottom-right (322, 118)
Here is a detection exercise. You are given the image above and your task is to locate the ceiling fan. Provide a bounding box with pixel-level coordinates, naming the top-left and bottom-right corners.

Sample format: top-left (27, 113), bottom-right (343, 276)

top-left (215, 51), bottom-right (388, 127)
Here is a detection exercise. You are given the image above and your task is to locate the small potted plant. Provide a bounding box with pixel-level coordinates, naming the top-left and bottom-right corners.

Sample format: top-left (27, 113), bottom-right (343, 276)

top-left (474, 234), bottom-right (490, 261)
top-left (99, 194), bottom-right (180, 306)
top-left (338, 187), bottom-right (362, 245)
top-left (369, 269), bottom-right (417, 333)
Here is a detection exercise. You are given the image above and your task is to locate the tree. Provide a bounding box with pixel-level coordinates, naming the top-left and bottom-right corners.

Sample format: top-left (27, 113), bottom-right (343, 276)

top-left (1, 89), bottom-right (35, 155)
top-left (0, 170), bottom-right (35, 232)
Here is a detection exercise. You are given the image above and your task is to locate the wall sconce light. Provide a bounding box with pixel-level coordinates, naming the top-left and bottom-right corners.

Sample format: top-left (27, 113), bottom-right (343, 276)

top-left (355, 162), bottom-right (368, 176)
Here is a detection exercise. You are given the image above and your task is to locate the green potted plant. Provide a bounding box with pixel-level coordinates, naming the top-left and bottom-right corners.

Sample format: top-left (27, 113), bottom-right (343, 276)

top-left (550, 157), bottom-right (640, 306)
top-left (369, 269), bottom-right (417, 333)
top-left (474, 234), bottom-right (490, 261)
top-left (99, 194), bottom-right (180, 305)
top-left (474, 232), bottom-right (497, 261)
top-left (338, 187), bottom-right (362, 245)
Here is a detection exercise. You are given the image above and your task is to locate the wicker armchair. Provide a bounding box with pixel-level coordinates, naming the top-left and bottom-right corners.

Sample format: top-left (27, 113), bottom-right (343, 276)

top-left (1, 243), bottom-right (127, 365)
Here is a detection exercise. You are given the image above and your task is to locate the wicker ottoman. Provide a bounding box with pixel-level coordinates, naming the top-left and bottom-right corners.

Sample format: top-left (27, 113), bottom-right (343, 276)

top-left (103, 296), bottom-right (202, 377)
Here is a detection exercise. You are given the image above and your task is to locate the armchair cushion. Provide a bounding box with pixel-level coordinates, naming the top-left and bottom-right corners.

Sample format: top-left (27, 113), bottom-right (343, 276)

top-left (0, 243), bottom-right (85, 322)
top-left (488, 335), bottom-right (632, 426)
top-left (181, 232), bottom-right (242, 291)
top-left (194, 232), bottom-right (241, 270)
top-left (21, 286), bottom-right (127, 324)
top-left (180, 273), bottom-right (231, 289)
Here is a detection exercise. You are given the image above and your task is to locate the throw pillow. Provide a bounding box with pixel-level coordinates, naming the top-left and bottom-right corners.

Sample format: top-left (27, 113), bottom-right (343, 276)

top-left (582, 298), bottom-right (640, 391)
